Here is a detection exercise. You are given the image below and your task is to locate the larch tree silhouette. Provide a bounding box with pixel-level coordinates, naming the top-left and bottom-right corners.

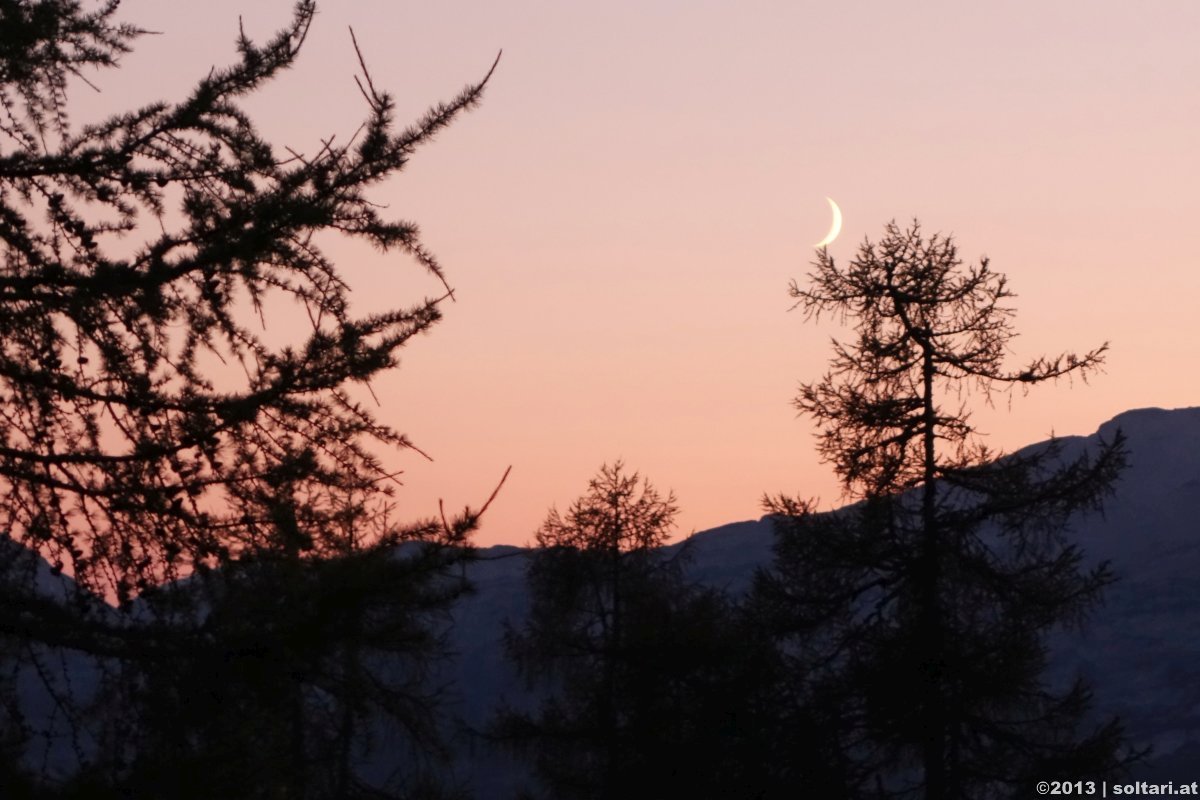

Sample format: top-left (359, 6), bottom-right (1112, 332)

top-left (754, 220), bottom-right (1138, 799)
top-left (493, 462), bottom-right (767, 800)
top-left (0, 1), bottom-right (500, 796)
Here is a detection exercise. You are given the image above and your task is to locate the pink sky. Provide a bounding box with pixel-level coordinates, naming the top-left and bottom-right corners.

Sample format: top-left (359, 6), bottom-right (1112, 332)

top-left (80, 1), bottom-right (1200, 546)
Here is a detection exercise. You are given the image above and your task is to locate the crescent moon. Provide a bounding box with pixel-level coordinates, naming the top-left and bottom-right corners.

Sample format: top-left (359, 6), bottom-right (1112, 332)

top-left (813, 197), bottom-right (843, 248)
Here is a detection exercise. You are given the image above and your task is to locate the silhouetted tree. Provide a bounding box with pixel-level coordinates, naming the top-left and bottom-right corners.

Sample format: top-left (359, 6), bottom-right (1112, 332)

top-left (755, 220), bottom-right (1136, 799)
top-left (0, 1), bottom-right (499, 795)
top-left (115, 511), bottom-right (488, 799)
top-left (497, 462), bottom-right (678, 798)
top-left (494, 463), bottom-right (776, 800)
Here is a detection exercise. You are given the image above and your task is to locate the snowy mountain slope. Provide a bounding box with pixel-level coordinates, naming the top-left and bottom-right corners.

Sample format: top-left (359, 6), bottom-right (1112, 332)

top-left (444, 407), bottom-right (1200, 786)
top-left (1048, 409), bottom-right (1200, 771)
top-left (5, 406), bottom-right (1199, 788)
top-left (0, 537), bottom-right (110, 781)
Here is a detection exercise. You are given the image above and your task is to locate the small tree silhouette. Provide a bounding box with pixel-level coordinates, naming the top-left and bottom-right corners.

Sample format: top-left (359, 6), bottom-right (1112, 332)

top-left (495, 463), bottom-right (773, 800)
top-left (492, 462), bottom-right (801, 800)
top-left (502, 462), bottom-right (677, 798)
top-left (754, 220), bottom-right (1137, 799)
top-left (0, 1), bottom-right (501, 795)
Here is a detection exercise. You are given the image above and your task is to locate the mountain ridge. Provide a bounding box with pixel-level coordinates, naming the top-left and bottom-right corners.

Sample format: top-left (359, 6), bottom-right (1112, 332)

top-left (4, 406), bottom-right (1199, 788)
top-left (447, 406), bottom-right (1200, 788)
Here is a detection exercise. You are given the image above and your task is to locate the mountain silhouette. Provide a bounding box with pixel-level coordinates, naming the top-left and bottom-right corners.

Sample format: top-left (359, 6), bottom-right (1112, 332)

top-left (446, 407), bottom-right (1200, 790)
top-left (6, 407), bottom-right (1200, 789)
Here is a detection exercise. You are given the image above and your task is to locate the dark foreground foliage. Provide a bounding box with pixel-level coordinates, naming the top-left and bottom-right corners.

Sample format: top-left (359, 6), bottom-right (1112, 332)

top-left (493, 464), bottom-right (855, 799)
top-left (1, 1), bottom-right (499, 796)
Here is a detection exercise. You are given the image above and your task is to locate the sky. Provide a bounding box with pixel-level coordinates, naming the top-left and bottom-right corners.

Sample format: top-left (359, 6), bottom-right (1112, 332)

top-left (75, 1), bottom-right (1200, 546)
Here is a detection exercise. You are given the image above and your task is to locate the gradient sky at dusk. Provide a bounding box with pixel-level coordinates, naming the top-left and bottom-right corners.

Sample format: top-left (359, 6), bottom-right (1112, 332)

top-left (79, 1), bottom-right (1200, 545)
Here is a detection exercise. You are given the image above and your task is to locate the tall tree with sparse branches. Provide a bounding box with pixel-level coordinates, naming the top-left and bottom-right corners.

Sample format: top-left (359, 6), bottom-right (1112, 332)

top-left (755, 220), bottom-right (1136, 799)
top-left (0, 1), bottom-right (501, 795)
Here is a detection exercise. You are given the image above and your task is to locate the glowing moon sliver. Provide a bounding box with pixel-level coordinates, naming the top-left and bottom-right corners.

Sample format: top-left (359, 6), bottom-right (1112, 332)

top-left (814, 197), bottom-right (843, 248)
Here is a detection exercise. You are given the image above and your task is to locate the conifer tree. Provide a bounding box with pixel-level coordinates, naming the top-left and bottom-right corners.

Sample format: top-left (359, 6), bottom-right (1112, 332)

top-left (0, 1), bottom-right (500, 794)
top-left (497, 462), bottom-right (678, 798)
top-left (756, 220), bottom-right (1134, 799)
top-left (495, 463), bottom-right (768, 800)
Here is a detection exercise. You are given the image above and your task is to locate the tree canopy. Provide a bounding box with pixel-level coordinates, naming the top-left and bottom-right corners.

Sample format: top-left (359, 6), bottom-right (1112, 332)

top-left (1, 1), bottom-right (501, 795)
top-left (755, 220), bottom-right (1135, 799)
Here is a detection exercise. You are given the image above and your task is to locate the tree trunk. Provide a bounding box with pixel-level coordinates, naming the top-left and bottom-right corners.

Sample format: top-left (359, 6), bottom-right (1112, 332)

top-left (919, 344), bottom-right (946, 800)
top-left (603, 523), bottom-right (622, 800)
